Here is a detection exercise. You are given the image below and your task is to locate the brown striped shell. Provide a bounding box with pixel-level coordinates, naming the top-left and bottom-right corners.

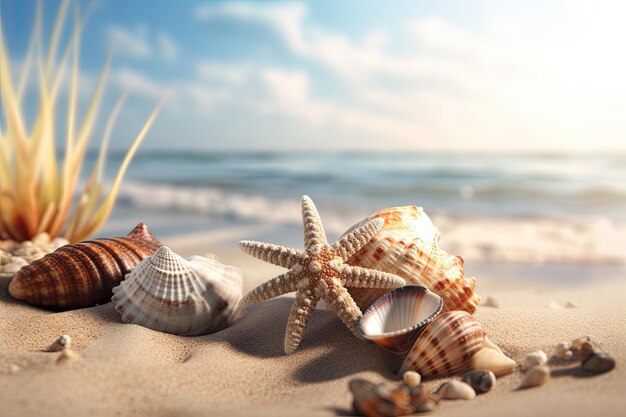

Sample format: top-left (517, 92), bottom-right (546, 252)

top-left (399, 310), bottom-right (485, 379)
top-left (343, 206), bottom-right (480, 313)
top-left (8, 223), bottom-right (162, 310)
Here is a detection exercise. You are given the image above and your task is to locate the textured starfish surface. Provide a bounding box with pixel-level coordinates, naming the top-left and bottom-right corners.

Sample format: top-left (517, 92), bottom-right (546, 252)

top-left (239, 195), bottom-right (406, 354)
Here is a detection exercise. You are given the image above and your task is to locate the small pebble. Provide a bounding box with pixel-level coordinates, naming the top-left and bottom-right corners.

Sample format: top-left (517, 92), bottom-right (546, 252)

top-left (32, 233), bottom-right (51, 245)
top-left (564, 301), bottom-right (577, 308)
top-left (571, 335), bottom-right (596, 351)
top-left (482, 296), bottom-right (499, 308)
top-left (56, 348), bottom-right (80, 365)
top-left (48, 335), bottom-right (72, 352)
top-left (436, 380), bottom-right (476, 400)
top-left (2, 261), bottom-right (26, 274)
top-left (520, 365), bottom-right (550, 389)
top-left (554, 342), bottom-right (572, 359)
top-left (402, 371), bottom-right (421, 388)
top-left (460, 370), bottom-right (496, 394)
top-left (582, 351), bottom-right (615, 373)
top-left (521, 350), bottom-right (548, 371)
top-left (470, 346), bottom-right (516, 377)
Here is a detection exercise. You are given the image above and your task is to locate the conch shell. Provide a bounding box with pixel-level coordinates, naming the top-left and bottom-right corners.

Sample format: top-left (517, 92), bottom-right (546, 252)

top-left (344, 206), bottom-right (479, 313)
top-left (399, 310), bottom-right (485, 379)
top-left (111, 246), bottom-right (243, 335)
top-left (8, 223), bottom-right (162, 310)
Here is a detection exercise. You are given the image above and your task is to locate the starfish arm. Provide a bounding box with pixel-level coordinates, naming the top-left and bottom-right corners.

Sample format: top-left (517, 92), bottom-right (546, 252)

top-left (323, 283), bottom-right (363, 338)
top-left (284, 290), bottom-right (319, 354)
top-left (241, 271), bottom-right (298, 308)
top-left (331, 217), bottom-right (384, 261)
top-left (239, 240), bottom-right (305, 268)
top-left (340, 264), bottom-right (405, 289)
top-left (301, 195), bottom-right (328, 252)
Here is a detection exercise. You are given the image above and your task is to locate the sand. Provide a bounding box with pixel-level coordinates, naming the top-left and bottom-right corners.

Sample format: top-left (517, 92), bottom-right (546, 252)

top-left (1, 234), bottom-right (625, 417)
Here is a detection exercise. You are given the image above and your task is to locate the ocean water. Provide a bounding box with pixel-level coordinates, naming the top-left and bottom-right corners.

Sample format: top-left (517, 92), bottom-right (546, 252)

top-left (93, 150), bottom-right (626, 265)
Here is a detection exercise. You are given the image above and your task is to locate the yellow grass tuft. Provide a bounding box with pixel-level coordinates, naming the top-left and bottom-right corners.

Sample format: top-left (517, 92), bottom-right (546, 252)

top-left (0, 0), bottom-right (163, 243)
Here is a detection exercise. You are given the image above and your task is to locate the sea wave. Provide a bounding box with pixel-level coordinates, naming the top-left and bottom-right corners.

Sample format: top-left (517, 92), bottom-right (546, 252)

top-left (116, 181), bottom-right (626, 265)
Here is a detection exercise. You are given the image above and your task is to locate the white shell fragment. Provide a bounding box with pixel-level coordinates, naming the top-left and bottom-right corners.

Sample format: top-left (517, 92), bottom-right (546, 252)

top-left (112, 246), bottom-right (243, 336)
top-left (402, 371), bottom-right (421, 388)
top-left (470, 346), bottom-right (516, 377)
top-left (520, 365), bottom-right (550, 388)
top-left (437, 380), bottom-right (476, 400)
top-left (48, 335), bottom-right (71, 352)
top-left (554, 342), bottom-right (573, 360)
top-left (521, 350), bottom-right (548, 371)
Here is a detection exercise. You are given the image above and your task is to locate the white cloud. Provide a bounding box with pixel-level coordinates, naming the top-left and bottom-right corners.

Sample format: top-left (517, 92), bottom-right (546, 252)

top-left (157, 33), bottom-right (179, 61)
top-left (196, 61), bottom-right (250, 85)
top-left (108, 25), bottom-right (151, 59)
top-left (111, 67), bottom-right (164, 99)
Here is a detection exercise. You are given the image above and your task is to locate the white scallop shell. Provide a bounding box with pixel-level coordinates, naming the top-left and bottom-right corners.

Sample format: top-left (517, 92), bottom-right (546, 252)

top-left (111, 246), bottom-right (243, 336)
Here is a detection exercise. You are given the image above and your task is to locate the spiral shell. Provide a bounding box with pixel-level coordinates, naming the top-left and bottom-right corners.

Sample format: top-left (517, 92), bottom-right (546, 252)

top-left (399, 311), bottom-right (485, 379)
top-left (344, 206), bottom-right (479, 313)
top-left (8, 223), bottom-right (162, 310)
top-left (111, 246), bottom-right (243, 335)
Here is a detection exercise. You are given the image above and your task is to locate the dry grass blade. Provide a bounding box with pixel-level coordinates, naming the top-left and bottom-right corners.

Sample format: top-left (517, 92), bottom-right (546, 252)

top-left (0, 0), bottom-right (162, 242)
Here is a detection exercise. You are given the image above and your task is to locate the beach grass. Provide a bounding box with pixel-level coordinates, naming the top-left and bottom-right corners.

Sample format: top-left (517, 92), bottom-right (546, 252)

top-left (0, 0), bottom-right (162, 243)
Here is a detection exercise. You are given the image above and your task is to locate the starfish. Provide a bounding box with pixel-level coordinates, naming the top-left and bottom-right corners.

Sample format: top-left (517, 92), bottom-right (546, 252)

top-left (239, 195), bottom-right (406, 354)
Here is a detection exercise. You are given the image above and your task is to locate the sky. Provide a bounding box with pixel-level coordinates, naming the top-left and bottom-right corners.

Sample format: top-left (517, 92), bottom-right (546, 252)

top-left (1, 0), bottom-right (626, 152)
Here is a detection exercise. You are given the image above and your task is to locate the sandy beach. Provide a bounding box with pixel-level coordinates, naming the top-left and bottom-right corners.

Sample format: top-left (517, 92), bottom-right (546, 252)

top-left (1, 218), bottom-right (624, 417)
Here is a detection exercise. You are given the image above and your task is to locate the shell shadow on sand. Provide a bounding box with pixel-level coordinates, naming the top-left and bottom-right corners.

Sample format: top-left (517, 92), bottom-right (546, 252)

top-left (220, 296), bottom-right (402, 382)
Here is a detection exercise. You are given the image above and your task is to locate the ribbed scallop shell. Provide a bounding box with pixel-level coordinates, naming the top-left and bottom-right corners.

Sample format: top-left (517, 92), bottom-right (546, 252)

top-left (344, 206), bottom-right (479, 313)
top-left (111, 246), bottom-right (243, 336)
top-left (399, 311), bottom-right (485, 379)
top-left (359, 285), bottom-right (443, 356)
top-left (8, 223), bottom-right (162, 310)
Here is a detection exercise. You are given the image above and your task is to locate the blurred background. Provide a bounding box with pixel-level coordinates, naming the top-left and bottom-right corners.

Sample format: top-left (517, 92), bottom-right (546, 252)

top-left (2, 0), bottom-right (626, 286)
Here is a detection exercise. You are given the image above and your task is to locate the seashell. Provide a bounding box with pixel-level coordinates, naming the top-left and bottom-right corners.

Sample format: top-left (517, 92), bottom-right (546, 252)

top-left (359, 285), bottom-right (443, 355)
top-left (469, 346), bottom-right (516, 377)
top-left (8, 223), bottom-right (162, 310)
top-left (48, 335), bottom-right (72, 352)
top-left (402, 371), bottom-right (421, 388)
top-left (436, 380), bottom-right (476, 400)
top-left (343, 206), bottom-right (479, 313)
top-left (399, 310), bottom-right (485, 379)
top-left (460, 370), bottom-right (496, 394)
top-left (520, 365), bottom-right (550, 389)
top-left (349, 378), bottom-right (439, 417)
top-left (521, 350), bottom-right (548, 371)
top-left (56, 348), bottom-right (81, 365)
top-left (111, 246), bottom-right (243, 336)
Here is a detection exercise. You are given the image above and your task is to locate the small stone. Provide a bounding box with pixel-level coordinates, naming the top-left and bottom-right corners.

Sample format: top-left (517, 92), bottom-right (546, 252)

top-left (470, 346), bottom-right (516, 377)
top-left (564, 301), bottom-right (577, 308)
top-left (0, 249), bottom-right (11, 265)
top-left (554, 342), bottom-right (572, 360)
top-left (582, 351), bottom-right (615, 374)
top-left (520, 365), bottom-right (550, 389)
top-left (2, 261), bottom-right (26, 274)
top-left (482, 296), bottom-right (499, 308)
top-left (571, 335), bottom-right (596, 351)
top-left (436, 380), bottom-right (476, 400)
top-left (578, 341), bottom-right (596, 363)
top-left (460, 370), bottom-right (496, 394)
top-left (32, 232), bottom-right (51, 245)
top-left (56, 348), bottom-right (80, 365)
top-left (48, 335), bottom-right (72, 352)
top-left (51, 237), bottom-right (70, 249)
top-left (402, 371), bottom-right (421, 388)
top-left (521, 350), bottom-right (548, 371)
